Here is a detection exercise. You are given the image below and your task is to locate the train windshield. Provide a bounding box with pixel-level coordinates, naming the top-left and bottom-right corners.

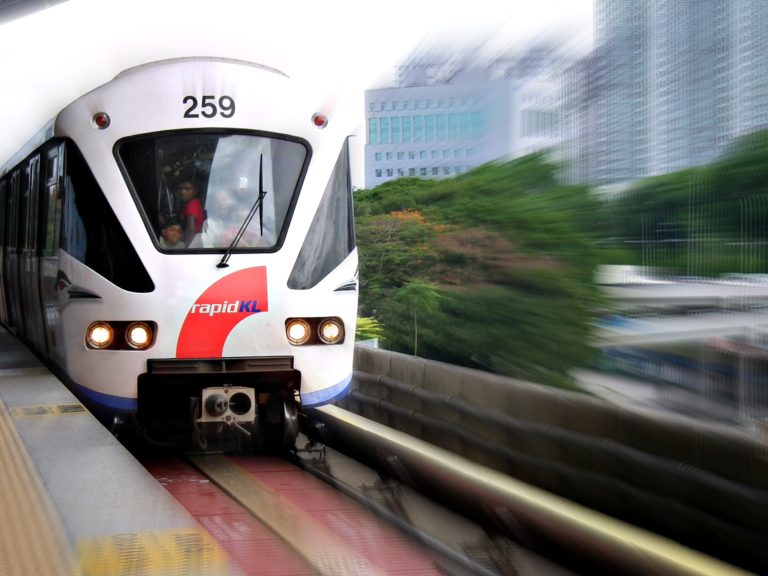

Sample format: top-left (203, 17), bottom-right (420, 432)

top-left (118, 132), bottom-right (308, 252)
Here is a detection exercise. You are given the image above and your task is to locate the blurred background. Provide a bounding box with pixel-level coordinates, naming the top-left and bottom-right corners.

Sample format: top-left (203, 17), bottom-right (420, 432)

top-left (356, 0), bottom-right (768, 432)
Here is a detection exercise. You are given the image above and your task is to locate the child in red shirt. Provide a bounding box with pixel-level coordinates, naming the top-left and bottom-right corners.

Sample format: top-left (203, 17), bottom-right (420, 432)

top-left (178, 181), bottom-right (204, 245)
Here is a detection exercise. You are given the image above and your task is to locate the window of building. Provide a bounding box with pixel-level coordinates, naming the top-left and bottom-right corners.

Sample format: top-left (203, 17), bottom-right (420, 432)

top-left (386, 168), bottom-right (393, 177)
top-left (443, 149), bottom-right (450, 159)
top-left (380, 117), bottom-right (390, 144)
top-left (431, 150), bottom-right (439, 159)
top-left (397, 151), bottom-right (405, 160)
top-left (398, 168), bottom-right (405, 177)
top-left (369, 103), bottom-right (375, 112)
top-left (375, 169), bottom-right (382, 177)
top-left (414, 116), bottom-right (424, 142)
top-left (402, 116), bottom-right (412, 143)
top-left (431, 167), bottom-right (439, 176)
top-left (460, 113), bottom-right (471, 139)
top-left (443, 167), bottom-right (451, 175)
top-left (437, 114), bottom-right (446, 140)
top-left (391, 117), bottom-right (401, 144)
top-left (419, 150), bottom-right (427, 160)
top-left (374, 152), bottom-right (382, 161)
top-left (448, 113), bottom-right (458, 139)
top-left (420, 167), bottom-right (427, 176)
top-left (409, 168), bottom-right (416, 176)
top-left (455, 149), bottom-right (463, 158)
top-left (368, 118), bottom-right (378, 145)
top-left (425, 115), bottom-right (435, 142)
top-left (471, 111), bottom-right (484, 138)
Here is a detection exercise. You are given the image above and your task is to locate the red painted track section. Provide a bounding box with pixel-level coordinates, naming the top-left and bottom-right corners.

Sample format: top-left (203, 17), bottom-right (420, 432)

top-left (145, 456), bottom-right (442, 575)
top-left (145, 457), bottom-right (313, 576)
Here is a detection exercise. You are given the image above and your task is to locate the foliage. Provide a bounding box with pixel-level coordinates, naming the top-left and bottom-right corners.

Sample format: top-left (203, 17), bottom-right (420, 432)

top-left (354, 153), bottom-right (602, 388)
top-left (603, 129), bottom-right (768, 276)
top-left (355, 317), bottom-right (385, 342)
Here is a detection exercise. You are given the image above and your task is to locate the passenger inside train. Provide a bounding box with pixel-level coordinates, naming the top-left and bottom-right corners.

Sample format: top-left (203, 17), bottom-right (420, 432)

top-left (119, 132), bottom-right (305, 251)
top-left (158, 218), bottom-right (185, 250)
top-left (178, 180), bottom-right (204, 245)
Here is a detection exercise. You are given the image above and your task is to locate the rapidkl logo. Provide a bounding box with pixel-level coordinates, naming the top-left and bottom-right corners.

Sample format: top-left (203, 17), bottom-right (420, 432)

top-left (176, 267), bottom-right (268, 358)
top-left (189, 299), bottom-right (262, 316)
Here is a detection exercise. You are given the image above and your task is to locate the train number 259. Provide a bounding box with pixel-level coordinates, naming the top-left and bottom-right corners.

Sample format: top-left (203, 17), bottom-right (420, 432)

top-left (183, 95), bottom-right (236, 119)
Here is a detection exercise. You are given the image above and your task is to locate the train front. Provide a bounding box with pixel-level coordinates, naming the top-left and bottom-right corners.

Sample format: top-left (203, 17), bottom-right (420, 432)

top-left (57, 59), bottom-right (359, 451)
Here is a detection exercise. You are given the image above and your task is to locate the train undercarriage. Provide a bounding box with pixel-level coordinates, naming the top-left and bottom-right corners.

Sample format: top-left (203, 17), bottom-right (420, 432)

top-left (135, 356), bottom-right (301, 453)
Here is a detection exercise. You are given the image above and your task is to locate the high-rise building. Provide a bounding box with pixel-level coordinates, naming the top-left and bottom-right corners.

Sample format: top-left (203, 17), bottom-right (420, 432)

top-left (562, 0), bottom-right (768, 185)
top-left (363, 47), bottom-right (566, 189)
top-left (364, 68), bottom-right (517, 189)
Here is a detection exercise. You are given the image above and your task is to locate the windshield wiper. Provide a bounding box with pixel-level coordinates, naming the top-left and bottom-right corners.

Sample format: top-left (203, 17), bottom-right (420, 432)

top-left (217, 154), bottom-right (267, 268)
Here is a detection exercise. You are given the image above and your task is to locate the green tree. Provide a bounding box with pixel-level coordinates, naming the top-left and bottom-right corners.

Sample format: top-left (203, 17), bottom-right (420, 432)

top-left (393, 280), bottom-right (440, 356)
top-left (354, 153), bottom-right (601, 388)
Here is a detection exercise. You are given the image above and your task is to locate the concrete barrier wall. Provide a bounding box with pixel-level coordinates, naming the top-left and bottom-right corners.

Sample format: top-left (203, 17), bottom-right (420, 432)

top-left (346, 345), bottom-right (767, 491)
top-left (340, 346), bottom-right (768, 570)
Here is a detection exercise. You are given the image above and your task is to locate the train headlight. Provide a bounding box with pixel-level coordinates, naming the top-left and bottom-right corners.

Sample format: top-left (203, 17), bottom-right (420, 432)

top-left (125, 322), bottom-right (153, 350)
top-left (86, 322), bottom-right (113, 349)
top-left (286, 319), bottom-right (311, 346)
top-left (318, 318), bottom-right (344, 344)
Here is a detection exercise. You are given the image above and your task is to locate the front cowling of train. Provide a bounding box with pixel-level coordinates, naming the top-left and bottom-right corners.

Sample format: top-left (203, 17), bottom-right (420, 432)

top-left (124, 132), bottom-right (358, 453)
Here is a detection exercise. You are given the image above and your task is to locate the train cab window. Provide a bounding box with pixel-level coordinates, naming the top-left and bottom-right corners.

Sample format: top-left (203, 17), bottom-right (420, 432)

top-left (288, 139), bottom-right (355, 289)
top-left (117, 131), bottom-right (309, 252)
top-left (62, 142), bottom-right (154, 293)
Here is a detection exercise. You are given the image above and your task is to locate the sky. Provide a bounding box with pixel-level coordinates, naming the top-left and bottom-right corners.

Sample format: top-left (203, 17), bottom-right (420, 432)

top-left (0, 0), bottom-right (593, 188)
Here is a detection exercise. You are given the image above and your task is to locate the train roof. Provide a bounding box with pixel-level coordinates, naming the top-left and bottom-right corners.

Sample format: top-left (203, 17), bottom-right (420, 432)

top-left (1, 57), bottom-right (291, 179)
top-left (113, 57), bottom-right (289, 80)
top-left (0, 118), bottom-right (55, 179)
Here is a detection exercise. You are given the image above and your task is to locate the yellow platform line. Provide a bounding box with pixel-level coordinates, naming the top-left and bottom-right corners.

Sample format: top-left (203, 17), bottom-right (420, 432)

top-left (0, 396), bottom-right (77, 576)
top-left (76, 527), bottom-right (230, 576)
top-left (190, 454), bottom-right (389, 576)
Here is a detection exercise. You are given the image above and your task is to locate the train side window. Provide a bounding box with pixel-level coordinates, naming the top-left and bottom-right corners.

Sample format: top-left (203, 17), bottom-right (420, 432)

top-left (43, 147), bottom-right (62, 257)
top-left (8, 172), bottom-right (19, 251)
top-left (288, 139), bottom-right (356, 289)
top-left (62, 141), bottom-right (154, 293)
top-left (19, 163), bottom-right (31, 250)
top-left (0, 180), bottom-right (5, 251)
top-left (23, 155), bottom-right (40, 252)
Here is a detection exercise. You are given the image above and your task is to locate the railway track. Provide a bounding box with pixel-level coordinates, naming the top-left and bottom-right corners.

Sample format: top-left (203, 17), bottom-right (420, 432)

top-left (136, 433), bottom-right (570, 576)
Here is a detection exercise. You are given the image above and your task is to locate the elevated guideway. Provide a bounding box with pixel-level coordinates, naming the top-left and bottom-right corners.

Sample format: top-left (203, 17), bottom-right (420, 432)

top-left (2, 326), bottom-right (763, 575)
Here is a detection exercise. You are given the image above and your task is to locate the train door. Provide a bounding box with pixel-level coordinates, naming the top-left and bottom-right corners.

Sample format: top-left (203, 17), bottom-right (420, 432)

top-left (0, 179), bottom-right (6, 325)
top-left (18, 155), bottom-right (46, 352)
top-left (40, 144), bottom-right (64, 362)
top-left (3, 171), bottom-right (20, 332)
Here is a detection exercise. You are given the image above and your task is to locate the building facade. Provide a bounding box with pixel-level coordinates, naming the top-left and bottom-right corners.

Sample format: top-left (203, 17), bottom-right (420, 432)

top-left (562, 0), bottom-right (768, 186)
top-left (364, 69), bottom-right (518, 189)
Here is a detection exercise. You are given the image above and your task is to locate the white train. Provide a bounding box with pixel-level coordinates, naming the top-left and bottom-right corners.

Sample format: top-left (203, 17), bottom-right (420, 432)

top-left (0, 57), bottom-right (359, 451)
